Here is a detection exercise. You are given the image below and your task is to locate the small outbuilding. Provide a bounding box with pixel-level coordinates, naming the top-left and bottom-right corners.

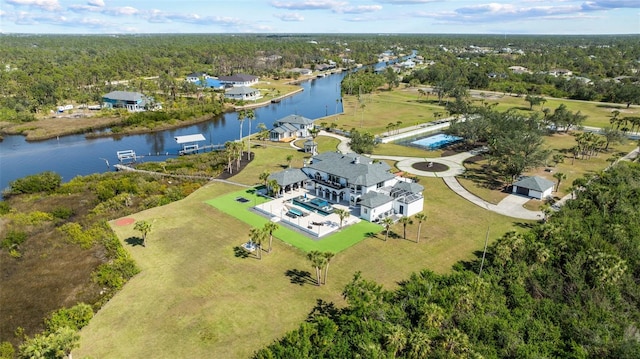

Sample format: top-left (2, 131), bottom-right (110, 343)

top-left (512, 176), bottom-right (555, 200)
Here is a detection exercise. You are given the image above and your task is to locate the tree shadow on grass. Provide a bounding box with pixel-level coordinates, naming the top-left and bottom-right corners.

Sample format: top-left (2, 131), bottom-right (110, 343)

top-left (285, 269), bottom-right (315, 286)
top-left (233, 246), bottom-right (250, 259)
top-left (125, 236), bottom-right (144, 247)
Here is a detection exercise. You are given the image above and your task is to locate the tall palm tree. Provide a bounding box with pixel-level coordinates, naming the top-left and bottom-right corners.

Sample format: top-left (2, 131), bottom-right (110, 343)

top-left (381, 217), bottom-right (394, 241)
top-left (259, 170), bottom-right (270, 188)
top-left (398, 216), bottom-right (413, 239)
top-left (245, 109), bottom-right (256, 160)
top-left (553, 172), bottom-right (566, 192)
top-left (414, 212), bottom-right (427, 243)
top-left (249, 227), bottom-right (267, 260)
top-left (237, 109), bottom-right (246, 142)
top-left (267, 179), bottom-right (281, 198)
top-left (334, 208), bottom-right (350, 228)
top-left (307, 250), bottom-right (326, 286)
top-left (262, 221), bottom-right (279, 254)
top-left (322, 252), bottom-right (335, 285)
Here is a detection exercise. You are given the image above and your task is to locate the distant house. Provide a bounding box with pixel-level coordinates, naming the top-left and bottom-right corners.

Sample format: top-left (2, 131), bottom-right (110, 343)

top-left (548, 68), bottom-right (573, 77)
top-left (186, 72), bottom-right (209, 83)
top-left (267, 152), bottom-right (424, 221)
top-left (218, 74), bottom-right (259, 87)
top-left (512, 176), bottom-right (555, 200)
top-left (289, 68), bottom-right (313, 76)
top-left (269, 114), bottom-right (315, 142)
top-left (508, 66), bottom-right (530, 74)
top-left (224, 86), bottom-right (261, 101)
top-left (102, 91), bottom-right (152, 112)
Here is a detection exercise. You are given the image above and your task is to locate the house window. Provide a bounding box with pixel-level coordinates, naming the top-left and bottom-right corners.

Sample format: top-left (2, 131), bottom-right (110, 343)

top-left (363, 208), bottom-right (368, 214)
top-left (399, 205), bottom-right (404, 215)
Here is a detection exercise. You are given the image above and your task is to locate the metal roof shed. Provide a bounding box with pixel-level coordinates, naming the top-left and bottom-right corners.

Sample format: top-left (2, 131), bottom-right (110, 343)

top-left (175, 134), bottom-right (206, 155)
top-left (175, 134), bottom-right (206, 144)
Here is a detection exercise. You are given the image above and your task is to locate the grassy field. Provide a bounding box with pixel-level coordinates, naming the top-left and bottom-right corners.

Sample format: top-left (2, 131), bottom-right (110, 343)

top-left (74, 85), bottom-right (638, 358)
top-left (457, 131), bottom-right (638, 208)
top-left (75, 140), bottom-right (525, 358)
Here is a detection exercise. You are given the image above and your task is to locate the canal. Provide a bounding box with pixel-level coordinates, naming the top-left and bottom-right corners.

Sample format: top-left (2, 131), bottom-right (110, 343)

top-left (0, 73), bottom-right (346, 192)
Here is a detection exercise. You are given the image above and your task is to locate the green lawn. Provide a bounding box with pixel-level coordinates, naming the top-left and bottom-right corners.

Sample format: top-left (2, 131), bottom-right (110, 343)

top-left (77, 86), bottom-right (600, 358)
top-left (206, 188), bottom-right (381, 253)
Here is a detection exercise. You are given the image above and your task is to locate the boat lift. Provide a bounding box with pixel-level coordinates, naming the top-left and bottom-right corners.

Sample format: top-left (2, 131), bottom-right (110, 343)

top-left (175, 133), bottom-right (206, 155)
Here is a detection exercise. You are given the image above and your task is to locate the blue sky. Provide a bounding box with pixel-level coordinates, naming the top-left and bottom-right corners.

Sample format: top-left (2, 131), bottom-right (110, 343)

top-left (1, 0), bottom-right (638, 34)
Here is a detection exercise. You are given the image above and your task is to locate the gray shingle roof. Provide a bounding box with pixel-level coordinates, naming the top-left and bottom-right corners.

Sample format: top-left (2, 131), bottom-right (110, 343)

top-left (102, 91), bottom-right (146, 102)
top-left (513, 176), bottom-right (554, 192)
top-left (393, 181), bottom-right (424, 193)
top-left (359, 191), bottom-right (393, 208)
top-left (268, 168), bottom-right (309, 187)
top-left (275, 114), bottom-right (314, 126)
top-left (307, 152), bottom-right (394, 186)
top-left (225, 86), bottom-right (259, 95)
top-left (271, 123), bottom-right (298, 134)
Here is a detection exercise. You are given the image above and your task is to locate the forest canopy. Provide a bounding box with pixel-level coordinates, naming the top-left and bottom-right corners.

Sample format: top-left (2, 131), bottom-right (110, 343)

top-left (255, 162), bottom-right (640, 359)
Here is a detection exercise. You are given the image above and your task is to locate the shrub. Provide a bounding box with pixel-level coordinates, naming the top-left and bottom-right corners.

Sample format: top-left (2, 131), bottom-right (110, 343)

top-left (0, 201), bottom-right (11, 215)
top-left (1, 230), bottom-right (27, 251)
top-left (45, 303), bottom-right (94, 332)
top-left (7, 171), bottom-right (62, 194)
top-left (51, 206), bottom-right (74, 220)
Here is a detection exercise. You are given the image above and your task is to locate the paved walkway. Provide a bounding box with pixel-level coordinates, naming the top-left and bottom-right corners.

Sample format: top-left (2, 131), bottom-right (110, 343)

top-left (316, 131), bottom-right (544, 220)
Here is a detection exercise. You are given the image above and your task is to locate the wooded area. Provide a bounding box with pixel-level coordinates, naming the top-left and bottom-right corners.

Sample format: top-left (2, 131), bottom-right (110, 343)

top-left (255, 162), bottom-right (640, 358)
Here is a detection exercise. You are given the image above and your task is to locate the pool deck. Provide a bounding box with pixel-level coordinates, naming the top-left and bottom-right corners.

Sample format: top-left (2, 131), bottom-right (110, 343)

top-left (254, 187), bottom-right (359, 238)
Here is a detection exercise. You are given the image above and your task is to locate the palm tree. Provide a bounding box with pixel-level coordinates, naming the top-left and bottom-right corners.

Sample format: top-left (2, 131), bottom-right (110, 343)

top-left (414, 212), bottom-right (427, 243)
top-left (245, 109), bottom-right (256, 160)
top-left (553, 172), bottom-right (566, 192)
top-left (398, 216), bottom-right (413, 239)
top-left (267, 179), bottom-right (281, 198)
top-left (334, 208), bottom-right (350, 228)
top-left (259, 170), bottom-right (270, 188)
top-left (262, 221), bottom-right (279, 254)
top-left (237, 109), bottom-right (246, 142)
top-left (285, 154), bottom-right (293, 168)
top-left (249, 227), bottom-right (267, 260)
top-left (381, 217), bottom-right (394, 241)
top-left (321, 252), bottom-right (335, 285)
top-left (134, 220), bottom-right (152, 247)
top-left (307, 250), bottom-right (326, 286)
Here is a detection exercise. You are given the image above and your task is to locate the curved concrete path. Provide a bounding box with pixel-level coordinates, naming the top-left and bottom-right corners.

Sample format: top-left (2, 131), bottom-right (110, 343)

top-left (317, 131), bottom-right (543, 220)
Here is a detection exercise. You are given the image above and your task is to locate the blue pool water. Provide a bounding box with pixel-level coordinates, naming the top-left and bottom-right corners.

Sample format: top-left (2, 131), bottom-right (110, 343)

top-left (292, 196), bottom-right (334, 216)
top-left (410, 134), bottom-right (462, 150)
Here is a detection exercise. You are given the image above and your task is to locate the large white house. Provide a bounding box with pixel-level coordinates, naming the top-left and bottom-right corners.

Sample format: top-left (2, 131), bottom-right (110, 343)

top-left (218, 74), bottom-right (259, 87)
top-left (269, 114), bottom-right (315, 142)
top-left (224, 86), bottom-right (261, 101)
top-left (268, 152), bottom-right (424, 221)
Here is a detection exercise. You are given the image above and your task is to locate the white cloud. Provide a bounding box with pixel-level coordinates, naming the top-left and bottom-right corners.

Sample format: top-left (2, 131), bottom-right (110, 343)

top-left (103, 6), bottom-right (139, 16)
top-left (377, 0), bottom-right (441, 4)
top-left (274, 13), bottom-right (305, 21)
top-left (270, 1), bottom-right (347, 11)
top-left (5, 0), bottom-right (60, 11)
top-left (87, 0), bottom-right (105, 7)
top-left (336, 5), bottom-right (383, 14)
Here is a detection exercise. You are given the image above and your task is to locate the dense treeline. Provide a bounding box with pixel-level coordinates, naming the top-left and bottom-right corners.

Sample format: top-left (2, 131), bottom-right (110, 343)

top-left (255, 162), bottom-right (640, 358)
top-left (2, 34), bottom-right (639, 122)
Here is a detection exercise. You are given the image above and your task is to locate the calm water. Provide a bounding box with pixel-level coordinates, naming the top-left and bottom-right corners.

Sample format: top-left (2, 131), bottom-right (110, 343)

top-left (0, 73), bottom-right (346, 193)
top-left (0, 51), bottom-right (416, 194)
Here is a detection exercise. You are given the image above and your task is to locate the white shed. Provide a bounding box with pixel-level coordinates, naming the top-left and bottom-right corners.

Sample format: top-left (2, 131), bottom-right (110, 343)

top-left (512, 176), bottom-right (554, 200)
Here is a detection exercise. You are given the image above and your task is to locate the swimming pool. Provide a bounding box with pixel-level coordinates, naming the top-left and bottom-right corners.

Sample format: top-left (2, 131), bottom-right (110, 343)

top-left (292, 196), bottom-right (334, 216)
top-left (408, 133), bottom-right (462, 150)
